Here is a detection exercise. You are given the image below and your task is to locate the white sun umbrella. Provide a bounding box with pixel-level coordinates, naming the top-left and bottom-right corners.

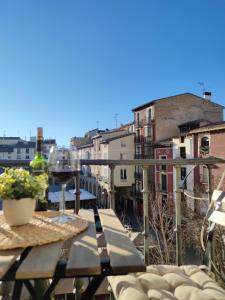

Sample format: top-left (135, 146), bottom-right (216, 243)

top-left (69, 189), bottom-right (96, 201)
top-left (48, 192), bottom-right (59, 203)
top-left (49, 190), bottom-right (75, 203)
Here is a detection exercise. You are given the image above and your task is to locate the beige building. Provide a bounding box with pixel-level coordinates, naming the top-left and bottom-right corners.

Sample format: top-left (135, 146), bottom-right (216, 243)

top-left (0, 137), bottom-right (35, 160)
top-left (0, 136), bottom-right (56, 161)
top-left (75, 128), bottom-right (135, 210)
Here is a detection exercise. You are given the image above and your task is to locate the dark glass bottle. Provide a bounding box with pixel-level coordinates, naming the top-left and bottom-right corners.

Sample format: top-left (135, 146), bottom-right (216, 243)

top-left (30, 127), bottom-right (47, 175)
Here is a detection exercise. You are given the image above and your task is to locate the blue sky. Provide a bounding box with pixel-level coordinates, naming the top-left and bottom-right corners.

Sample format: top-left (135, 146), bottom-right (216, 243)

top-left (0, 0), bottom-right (225, 145)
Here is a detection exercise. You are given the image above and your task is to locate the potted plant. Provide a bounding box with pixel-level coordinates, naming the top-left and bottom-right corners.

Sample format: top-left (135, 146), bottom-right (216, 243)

top-left (0, 168), bottom-right (48, 226)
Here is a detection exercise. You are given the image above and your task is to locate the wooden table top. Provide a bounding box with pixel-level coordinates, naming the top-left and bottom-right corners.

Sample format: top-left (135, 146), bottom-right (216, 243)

top-left (0, 209), bottom-right (146, 281)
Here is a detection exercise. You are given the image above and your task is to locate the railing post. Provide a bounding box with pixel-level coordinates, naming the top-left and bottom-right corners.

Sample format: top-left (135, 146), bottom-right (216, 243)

top-left (75, 170), bottom-right (80, 214)
top-left (174, 166), bottom-right (182, 266)
top-left (206, 164), bottom-right (213, 271)
top-left (109, 165), bottom-right (115, 210)
top-left (206, 165), bottom-right (213, 206)
top-left (142, 165), bottom-right (149, 265)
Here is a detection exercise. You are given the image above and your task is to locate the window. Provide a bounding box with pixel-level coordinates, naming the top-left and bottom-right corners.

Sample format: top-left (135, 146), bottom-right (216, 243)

top-left (120, 169), bottom-right (127, 180)
top-left (17, 148), bottom-right (21, 154)
top-left (200, 137), bottom-right (209, 154)
top-left (180, 147), bottom-right (186, 158)
top-left (202, 166), bottom-right (208, 183)
top-left (160, 155), bottom-right (167, 172)
top-left (136, 146), bottom-right (141, 154)
top-left (181, 167), bottom-right (187, 189)
top-left (161, 174), bottom-right (167, 192)
top-left (180, 167), bottom-right (186, 180)
top-left (201, 137), bottom-right (209, 147)
top-left (145, 145), bottom-right (150, 156)
top-left (180, 136), bottom-right (185, 143)
top-left (136, 112), bottom-right (140, 124)
top-left (144, 126), bottom-right (151, 137)
top-left (136, 181), bottom-right (142, 192)
top-left (136, 130), bottom-right (141, 142)
top-left (26, 155), bottom-right (29, 159)
top-left (121, 141), bottom-right (126, 147)
top-left (26, 148), bottom-right (29, 154)
top-left (136, 145), bottom-right (141, 158)
top-left (161, 194), bottom-right (167, 208)
top-left (147, 108), bottom-right (152, 122)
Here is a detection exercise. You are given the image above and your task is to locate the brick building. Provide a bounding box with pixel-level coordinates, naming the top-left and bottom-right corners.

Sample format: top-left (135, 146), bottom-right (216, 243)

top-left (132, 92), bottom-right (223, 213)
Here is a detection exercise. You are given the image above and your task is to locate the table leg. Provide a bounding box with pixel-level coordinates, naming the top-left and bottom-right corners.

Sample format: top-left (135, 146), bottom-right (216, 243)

top-left (80, 275), bottom-right (105, 300)
top-left (12, 281), bottom-right (23, 300)
top-left (41, 277), bottom-right (60, 300)
top-left (23, 280), bottom-right (37, 300)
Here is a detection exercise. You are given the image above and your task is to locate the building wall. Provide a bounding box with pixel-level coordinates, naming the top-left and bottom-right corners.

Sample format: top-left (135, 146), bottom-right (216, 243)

top-left (154, 147), bottom-right (173, 212)
top-left (0, 147), bottom-right (35, 160)
top-left (133, 94), bottom-right (223, 211)
top-left (78, 145), bottom-right (93, 177)
top-left (78, 132), bottom-right (135, 209)
top-left (173, 136), bottom-right (194, 192)
top-left (0, 138), bottom-right (20, 145)
top-left (209, 131), bottom-right (225, 191)
top-left (108, 134), bottom-right (135, 187)
top-left (154, 94), bottom-right (223, 142)
top-left (182, 129), bottom-right (225, 214)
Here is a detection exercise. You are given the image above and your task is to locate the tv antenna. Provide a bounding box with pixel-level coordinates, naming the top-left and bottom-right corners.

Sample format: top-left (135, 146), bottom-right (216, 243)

top-left (198, 82), bottom-right (205, 94)
top-left (96, 120), bottom-right (100, 129)
top-left (114, 113), bottom-right (118, 128)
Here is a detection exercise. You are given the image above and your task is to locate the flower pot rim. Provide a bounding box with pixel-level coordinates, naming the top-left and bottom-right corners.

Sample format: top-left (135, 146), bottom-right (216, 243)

top-left (3, 197), bottom-right (35, 201)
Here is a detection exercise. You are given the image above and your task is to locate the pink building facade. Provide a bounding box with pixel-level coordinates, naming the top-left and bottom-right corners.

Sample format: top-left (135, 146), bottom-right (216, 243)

top-left (154, 147), bottom-right (174, 213)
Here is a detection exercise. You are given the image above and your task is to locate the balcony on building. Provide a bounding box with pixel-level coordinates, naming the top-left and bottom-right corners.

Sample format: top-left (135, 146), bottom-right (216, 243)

top-left (135, 136), bottom-right (142, 143)
top-left (135, 171), bottom-right (143, 180)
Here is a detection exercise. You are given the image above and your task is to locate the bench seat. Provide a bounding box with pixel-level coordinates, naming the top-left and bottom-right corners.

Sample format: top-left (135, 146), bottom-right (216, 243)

top-left (109, 265), bottom-right (225, 300)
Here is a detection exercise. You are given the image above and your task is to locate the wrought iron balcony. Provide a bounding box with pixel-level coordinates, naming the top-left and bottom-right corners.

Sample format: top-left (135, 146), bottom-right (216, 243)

top-left (144, 136), bottom-right (152, 143)
top-left (135, 171), bottom-right (143, 180)
top-left (135, 118), bottom-right (153, 127)
top-left (135, 137), bottom-right (142, 143)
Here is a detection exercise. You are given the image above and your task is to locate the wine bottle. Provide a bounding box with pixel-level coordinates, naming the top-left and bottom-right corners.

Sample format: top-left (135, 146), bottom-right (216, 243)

top-left (30, 127), bottom-right (47, 175)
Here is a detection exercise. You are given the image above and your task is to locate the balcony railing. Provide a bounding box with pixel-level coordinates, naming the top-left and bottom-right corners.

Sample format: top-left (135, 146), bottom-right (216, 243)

top-left (144, 136), bottom-right (152, 143)
top-left (135, 190), bottom-right (142, 197)
top-left (1, 157), bottom-right (225, 267)
top-left (135, 137), bottom-right (142, 143)
top-left (135, 118), bottom-right (153, 127)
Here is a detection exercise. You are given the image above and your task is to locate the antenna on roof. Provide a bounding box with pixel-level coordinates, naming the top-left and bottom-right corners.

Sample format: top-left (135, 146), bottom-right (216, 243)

top-left (198, 82), bottom-right (205, 94)
top-left (96, 120), bottom-right (99, 129)
top-left (3, 130), bottom-right (6, 137)
top-left (114, 113), bottom-right (118, 128)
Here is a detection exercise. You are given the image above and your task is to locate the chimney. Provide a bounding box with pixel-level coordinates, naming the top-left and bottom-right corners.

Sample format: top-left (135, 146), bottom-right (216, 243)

top-left (203, 91), bottom-right (212, 101)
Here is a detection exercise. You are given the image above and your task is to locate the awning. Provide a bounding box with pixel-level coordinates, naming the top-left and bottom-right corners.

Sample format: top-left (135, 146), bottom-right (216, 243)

top-left (48, 188), bottom-right (96, 203)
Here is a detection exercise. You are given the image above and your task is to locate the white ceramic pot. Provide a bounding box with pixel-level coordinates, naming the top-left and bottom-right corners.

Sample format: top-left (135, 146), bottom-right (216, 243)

top-left (3, 198), bottom-right (36, 226)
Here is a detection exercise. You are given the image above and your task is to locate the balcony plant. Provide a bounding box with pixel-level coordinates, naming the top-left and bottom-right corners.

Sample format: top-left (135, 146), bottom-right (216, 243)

top-left (0, 168), bottom-right (48, 226)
